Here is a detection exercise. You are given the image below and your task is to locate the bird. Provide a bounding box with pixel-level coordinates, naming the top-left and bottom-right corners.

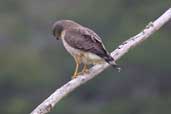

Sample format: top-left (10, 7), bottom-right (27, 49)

top-left (52, 20), bottom-right (120, 79)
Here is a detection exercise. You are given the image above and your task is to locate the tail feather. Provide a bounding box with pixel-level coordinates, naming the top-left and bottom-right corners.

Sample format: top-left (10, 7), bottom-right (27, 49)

top-left (103, 55), bottom-right (121, 72)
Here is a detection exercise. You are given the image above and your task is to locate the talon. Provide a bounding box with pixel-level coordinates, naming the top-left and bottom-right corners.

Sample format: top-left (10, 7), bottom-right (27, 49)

top-left (79, 70), bottom-right (89, 75)
top-left (83, 69), bottom-right (89, 74)
top-left (72, 74), bottom-right (78, 79)
top-left (72, 72), bottom-right (81, 79)
top-left (72, 72), bottom-right (79, 79)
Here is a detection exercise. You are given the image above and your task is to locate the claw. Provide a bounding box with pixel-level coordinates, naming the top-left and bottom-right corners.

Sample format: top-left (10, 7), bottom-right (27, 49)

top-left (72, 64), bottom-right (89, 79)
top-left (72, 74), bottom-right (78, 79)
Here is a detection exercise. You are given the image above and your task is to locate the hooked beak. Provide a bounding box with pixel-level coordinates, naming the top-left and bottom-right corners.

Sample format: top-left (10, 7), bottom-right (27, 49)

top-left (52, 28), bottom-right (59, 40)
top-left (56, 37), bottom-right (59, 40)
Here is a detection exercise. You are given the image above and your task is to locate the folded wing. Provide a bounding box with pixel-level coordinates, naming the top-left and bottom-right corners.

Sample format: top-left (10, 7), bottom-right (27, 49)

top-left (64, 27), bottom-right (109, 58)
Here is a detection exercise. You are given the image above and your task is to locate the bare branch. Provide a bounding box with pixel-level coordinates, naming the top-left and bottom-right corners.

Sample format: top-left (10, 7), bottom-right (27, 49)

top-left (31, 8), bottom-right (171, 114)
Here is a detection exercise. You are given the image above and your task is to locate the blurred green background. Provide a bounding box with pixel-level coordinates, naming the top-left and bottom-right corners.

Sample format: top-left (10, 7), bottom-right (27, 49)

top-left (0, 0), bottom-right (171, 114)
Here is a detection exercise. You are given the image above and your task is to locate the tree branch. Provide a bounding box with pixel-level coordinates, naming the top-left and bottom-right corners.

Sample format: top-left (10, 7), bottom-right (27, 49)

top-left (31, 8), bottom-right (171, 114)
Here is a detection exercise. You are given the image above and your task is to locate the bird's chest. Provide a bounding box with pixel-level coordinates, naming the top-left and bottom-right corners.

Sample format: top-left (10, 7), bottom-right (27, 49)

top-left (62, 38), bottom-right (81, 56)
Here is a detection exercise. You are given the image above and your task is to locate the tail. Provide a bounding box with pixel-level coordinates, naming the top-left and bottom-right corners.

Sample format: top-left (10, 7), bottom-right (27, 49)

top-left (103, 55), bottom-right (121, 72)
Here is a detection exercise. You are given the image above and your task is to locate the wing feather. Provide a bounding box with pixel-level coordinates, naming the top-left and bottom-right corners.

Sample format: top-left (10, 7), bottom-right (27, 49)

top-left (64, 27), bottom-right (109, 58)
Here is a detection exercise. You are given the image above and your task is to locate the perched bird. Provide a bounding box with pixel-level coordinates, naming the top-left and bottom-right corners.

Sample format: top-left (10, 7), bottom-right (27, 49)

top-left (52, 20), bottom-right (120, 78)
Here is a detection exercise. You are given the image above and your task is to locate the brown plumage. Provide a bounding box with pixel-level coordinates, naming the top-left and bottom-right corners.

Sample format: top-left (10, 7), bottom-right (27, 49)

top-left (52, 20), bottom-right (120, 78)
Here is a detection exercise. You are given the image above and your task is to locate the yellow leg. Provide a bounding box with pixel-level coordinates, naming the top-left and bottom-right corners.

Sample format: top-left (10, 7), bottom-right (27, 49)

top-left (81, 64), bottom-right (89, 74)
top-left (72, 56), bottom-right (80, 79)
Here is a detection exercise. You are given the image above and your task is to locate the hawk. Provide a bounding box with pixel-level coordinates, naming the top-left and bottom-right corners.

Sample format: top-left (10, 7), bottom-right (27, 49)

top-left (52, 20), bottom-right (120, 78)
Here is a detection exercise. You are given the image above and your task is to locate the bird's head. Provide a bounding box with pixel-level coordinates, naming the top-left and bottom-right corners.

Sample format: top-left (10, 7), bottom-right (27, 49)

top-left (52, 20), bottom-right (80, 40)
top-left (52, 20), bottom-right (64, 40)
